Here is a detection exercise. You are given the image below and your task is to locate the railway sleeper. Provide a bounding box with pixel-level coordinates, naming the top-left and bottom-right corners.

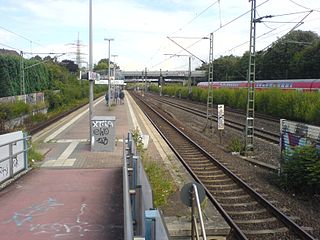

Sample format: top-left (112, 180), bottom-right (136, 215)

top-left (220, 201), bottom-right (258, 208)
top-left (204, 183), bottom-right (238, 188)
top-left (227, 208), bottom-right (267, 216)
top-left (196, 172), bottom-right (227, 178)
top-left (201, 178), bottom-right (233, 183)
top-left (242, 227), bottom-right (289, 235)
top-left (216, 194), bottom-right (250, 200)
top-left (188, 160), bottom-right (214, 165)
top-left (193, 170), bottom-right (225, 175)
top-left (235, 217), bottom-right (277, 224)
top-left (191, 166), bottom-right (220, 171)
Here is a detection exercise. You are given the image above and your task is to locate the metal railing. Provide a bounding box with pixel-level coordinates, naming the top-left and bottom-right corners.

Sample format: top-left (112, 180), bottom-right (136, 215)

top-left (191, 184), bottom-right (207, 240)
top-left (123, 132), bottom-right (170, 240)
top-left (0, 132), bottom-right (29, 185)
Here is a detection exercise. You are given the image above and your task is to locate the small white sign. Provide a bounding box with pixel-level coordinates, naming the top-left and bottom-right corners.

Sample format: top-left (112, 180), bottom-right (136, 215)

top-left (218, 104), bottom-right (224, 130)
top-left (88, 71), bottom-right (100, 81)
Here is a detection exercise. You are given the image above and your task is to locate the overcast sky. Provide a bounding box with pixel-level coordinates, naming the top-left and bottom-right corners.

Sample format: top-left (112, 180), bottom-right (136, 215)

top-left (0, 0), bottom-right (320, 71)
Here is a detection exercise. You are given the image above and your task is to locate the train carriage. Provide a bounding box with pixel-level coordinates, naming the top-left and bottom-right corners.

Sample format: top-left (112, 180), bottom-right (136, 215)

top-left (197, 79), bottom-right (320, 91)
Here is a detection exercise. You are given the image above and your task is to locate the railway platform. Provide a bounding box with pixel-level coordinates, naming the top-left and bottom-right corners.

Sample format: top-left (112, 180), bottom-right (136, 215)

top-left (0, 91), bottom-right (230, 239)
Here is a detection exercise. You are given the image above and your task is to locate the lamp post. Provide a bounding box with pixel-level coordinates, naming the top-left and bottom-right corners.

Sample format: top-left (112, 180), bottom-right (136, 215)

top-left (104, 38), bottom-right (114, 109)
top-left (89, 0), bottom-right (93, 144)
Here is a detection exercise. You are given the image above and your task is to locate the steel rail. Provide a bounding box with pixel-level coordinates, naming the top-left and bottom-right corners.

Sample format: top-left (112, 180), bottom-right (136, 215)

top-left (148, 94), bottom-right (280, 144)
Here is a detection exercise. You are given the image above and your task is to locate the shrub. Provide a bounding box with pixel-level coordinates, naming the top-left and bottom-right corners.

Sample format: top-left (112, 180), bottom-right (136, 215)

top-left (281, 145), bottom-right (320, 194)
top-left (131, 128), bottom-right (176, 207)
top-left (227, 137), bottom-right (245, 154)
top-left (0, 101), bottom-right (31, 121)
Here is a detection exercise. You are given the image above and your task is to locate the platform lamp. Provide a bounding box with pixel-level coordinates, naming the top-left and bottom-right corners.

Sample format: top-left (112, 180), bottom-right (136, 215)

top-left (104, 38), bottom-right (114, 109)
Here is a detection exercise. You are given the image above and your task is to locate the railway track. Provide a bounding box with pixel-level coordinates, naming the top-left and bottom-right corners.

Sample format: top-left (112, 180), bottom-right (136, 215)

top-left (131, 91), bottom-right (315, 240)
top-left (145, 93), bottom-right (280, 144)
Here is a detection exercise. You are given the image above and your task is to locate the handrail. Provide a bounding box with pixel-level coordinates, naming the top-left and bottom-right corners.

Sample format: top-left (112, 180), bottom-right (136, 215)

top-left (123, 132), bottom-right (170, 240)
top-left (0, 132), bottom-right (30, 185)
top-left (192, 184), bottom-right (207, 240)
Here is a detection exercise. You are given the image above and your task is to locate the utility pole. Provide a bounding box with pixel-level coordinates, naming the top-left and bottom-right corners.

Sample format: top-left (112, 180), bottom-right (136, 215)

top-left (89, 0), bottom-right (93, 144)
top-left (20, 51), bottom-right (25, 97)
top-left (188, 56), bottom-right (192, 96)
top-left (159, 69), bottom-right (163, 97)
top-left (245, 0), bottom-right (257, 153)
top-left (205, 33), bottom-right (214, 132)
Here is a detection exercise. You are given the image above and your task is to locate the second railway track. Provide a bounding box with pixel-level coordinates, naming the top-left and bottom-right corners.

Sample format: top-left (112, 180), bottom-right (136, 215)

top-left (145, 93), bottom-right (280, 144)
top-left (130, 91), bottom-right (315, 240)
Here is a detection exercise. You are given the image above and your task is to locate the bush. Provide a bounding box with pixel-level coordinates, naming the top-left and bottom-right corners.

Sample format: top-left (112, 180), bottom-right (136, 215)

top-left (0, 101), bottom-right (31, 120)
top-left (227, 137), bottom-right (245, 154)
top-left (149, 84), bottom-right (320, 125)
top-left (281, 145), bottom-right (320, 194)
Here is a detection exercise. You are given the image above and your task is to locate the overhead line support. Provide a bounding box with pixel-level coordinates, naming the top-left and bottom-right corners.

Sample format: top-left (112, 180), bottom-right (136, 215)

top-left (245, 0), bottom-right (257, 154)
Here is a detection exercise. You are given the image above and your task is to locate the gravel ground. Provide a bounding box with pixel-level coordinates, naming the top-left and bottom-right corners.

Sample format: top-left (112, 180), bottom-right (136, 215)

top-left (147, 94), bottom-right (320, 239)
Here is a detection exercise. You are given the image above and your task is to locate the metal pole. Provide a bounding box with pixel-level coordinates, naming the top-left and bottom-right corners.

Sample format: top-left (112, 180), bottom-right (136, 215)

top-left (108, 40), bottom-right (111, 108)
top-left (20, 51), bottom-right (26, 102)
top-left (144, 67), bottom-right (147, 94)
top-left (104, 39), bottom-right (114, 108)
top-left (245, 0), bottom-right (257, 153)
top-left (112, 54), bottom-right (118, 80)
top-left (89, 0), bottom-right (94, 145)
top-left (159, 69), bottom-right (163, 97)
top-left (188, 56), bottom-right (192, 96)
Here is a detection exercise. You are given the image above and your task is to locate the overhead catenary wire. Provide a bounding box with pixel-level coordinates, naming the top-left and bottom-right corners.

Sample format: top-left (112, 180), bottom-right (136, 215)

top-left (288, 0), bottom-right (320, 13)
top-left (170, 0), bottom-right (219, 36)
top-left (150, 0), bottom-right (318, 70)
top-left (0, 42), bottom-right (21, 52)
top-left (147, 1), bottom-right (219, 67)
top-left (151, 0), bottom-right (270, 69)
top-left (0, 25), bottom-right (49, 51)
top-left (220, 6), bottom-right (316, 55)
top-left (260, 10), bottom-right (313, 52)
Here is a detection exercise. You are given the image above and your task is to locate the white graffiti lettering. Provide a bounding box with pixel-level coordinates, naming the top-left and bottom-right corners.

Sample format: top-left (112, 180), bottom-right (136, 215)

top-left (92, 120), bottom-right (114, 128)
top-left (29, 203), bottom-right (104, 238)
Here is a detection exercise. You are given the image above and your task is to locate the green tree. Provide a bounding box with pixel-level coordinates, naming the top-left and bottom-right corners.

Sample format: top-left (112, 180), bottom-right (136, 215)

top-left (93, 58), bottom-right (110, 71)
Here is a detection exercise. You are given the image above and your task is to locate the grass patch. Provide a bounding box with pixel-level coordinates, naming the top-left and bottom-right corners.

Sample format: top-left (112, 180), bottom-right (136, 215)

top-left (143, 159), bottom-right (176, 207)
top-left (28, 145), bottom-right (44, 166)
top-left (131, 128), bottom-right (176, 207)
top-left (227, 137), bottom-right (245, 155)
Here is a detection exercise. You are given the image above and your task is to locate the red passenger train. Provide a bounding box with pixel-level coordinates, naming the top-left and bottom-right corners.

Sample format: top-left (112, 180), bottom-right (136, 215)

top-left (197, 79), bottom-right (320, 91)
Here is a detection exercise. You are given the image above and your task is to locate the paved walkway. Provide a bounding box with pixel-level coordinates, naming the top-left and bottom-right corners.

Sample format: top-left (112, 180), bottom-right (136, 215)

top-left (0, 96), bottom-right (131, 240)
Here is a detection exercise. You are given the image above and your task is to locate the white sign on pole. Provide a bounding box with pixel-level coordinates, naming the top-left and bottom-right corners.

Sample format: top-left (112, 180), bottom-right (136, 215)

top-left (218, 105), bottom-right (224, 130)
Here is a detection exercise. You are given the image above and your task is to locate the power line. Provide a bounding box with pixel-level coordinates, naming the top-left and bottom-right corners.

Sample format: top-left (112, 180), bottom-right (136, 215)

top-left (151, 1), bottom-right (269, 69)
top-left (213, 0), bottom-right (271, 34)
top-left (148, 1), bottom-right (219, 67)
top-left (288, 0), bottom-right (320, 13)
top-left (170, 0), bottom-right (219, 36)
top-left (0, 25), bottom-right (49, 50)
top-left (0, 42), bottom-right (21, 52)
top-left (260, 10), bottom-right (313, 52)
